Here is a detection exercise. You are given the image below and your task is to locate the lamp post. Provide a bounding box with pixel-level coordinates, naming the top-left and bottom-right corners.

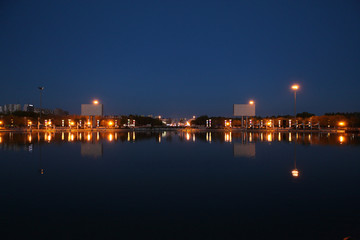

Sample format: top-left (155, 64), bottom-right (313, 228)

top-left (291, 84), bottom-right (299, 129)
top-left (38, 86), bottom-right (44, 129)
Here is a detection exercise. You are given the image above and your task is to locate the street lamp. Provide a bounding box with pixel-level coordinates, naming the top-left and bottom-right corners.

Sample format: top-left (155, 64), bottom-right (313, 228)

top-left (291, 84), bottom-right (299, 129)
top-left (38, 86), bottom-right (44, 129)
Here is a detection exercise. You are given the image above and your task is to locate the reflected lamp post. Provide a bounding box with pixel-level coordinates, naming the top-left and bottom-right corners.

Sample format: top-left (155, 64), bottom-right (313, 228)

top-left (291, 140), bottom-right (300, 178)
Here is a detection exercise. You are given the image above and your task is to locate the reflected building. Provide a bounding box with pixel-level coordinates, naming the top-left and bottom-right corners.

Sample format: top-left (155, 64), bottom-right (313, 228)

top-left (81, 143), bottom-right (103, 158)
top-left (233, 143), bottom-right (256, 158)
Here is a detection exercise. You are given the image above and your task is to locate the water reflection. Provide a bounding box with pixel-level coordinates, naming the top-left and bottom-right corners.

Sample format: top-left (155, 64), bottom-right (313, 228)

top-left (233, 143), bottom-right (255, 158)
top-left (1, 131), bottom-right (359, 239)
top-left (0, 131), bottom-right (359, 147)
top-left (81, 142), bottom-right (103, 158)
top-left (1, 131), bottom-right (355, 178)
top-left (292, 142), bottom-right (299, 178)
top-left (224, 132), bottom-right (232, 142)
top-left (108, 133), bottom-right (114, 142)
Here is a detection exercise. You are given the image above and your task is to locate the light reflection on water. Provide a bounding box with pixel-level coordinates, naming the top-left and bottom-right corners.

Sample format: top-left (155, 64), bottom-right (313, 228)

top-left (1, 131), bottom-right (360, 238)
top-left (0, 131), bottom-right (358, 146)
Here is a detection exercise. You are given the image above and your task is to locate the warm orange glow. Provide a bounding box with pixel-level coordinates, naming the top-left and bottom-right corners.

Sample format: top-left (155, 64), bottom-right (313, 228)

top-left (87, 133), bottom-right (91, 141)
top-left (338, 122), bottom-right (345, 126)
top-left (0, 121), bottom-right (3, 125)
top-left (28, 135), bottom-right (32, 142)
top-left (186, 121), bottom-right (190, 126)
top-left (108, 133), bottom-right (113, 142)
top-left (225, 132), bottom-right (232, 142)
top-left (249, 100), bottom-right (254, 105)
top-left (108, 121), bottom-right (114, 126)
top-left (225, 121), bottom-right (230, 126)
top-left (47, 134), bottom-right (51, 142)
top-left (0, 136), bottom-right (3, 143)
top-left (339, 136), bottom-right (345, 144)
top-left (70, 121), bottom-right (75, 126)
top-left (186, 133), bottom-right (191, 141)
top-left (267, 122), bottom-right (271, 126)
top-left (93, 100), bottom-right (99, 104)
top-left (292, 169), bottom-right (299, 177)
top-left (267, 133), bottom-right (272, 142)
top-left (291, 84), bottom-right (299, 90)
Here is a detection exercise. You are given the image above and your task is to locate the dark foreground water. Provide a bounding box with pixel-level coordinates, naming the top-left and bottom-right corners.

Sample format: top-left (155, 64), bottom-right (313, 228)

top-left (0, 131), bottom-right (359, 240)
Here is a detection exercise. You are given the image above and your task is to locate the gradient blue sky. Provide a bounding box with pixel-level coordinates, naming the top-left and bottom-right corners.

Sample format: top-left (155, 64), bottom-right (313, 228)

top-left (1, 0), bottom-right (359, 117)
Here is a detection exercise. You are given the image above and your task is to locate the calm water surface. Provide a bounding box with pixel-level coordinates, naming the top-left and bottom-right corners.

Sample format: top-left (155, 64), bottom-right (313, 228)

top-left (0, 131), bottom-right (359, 240)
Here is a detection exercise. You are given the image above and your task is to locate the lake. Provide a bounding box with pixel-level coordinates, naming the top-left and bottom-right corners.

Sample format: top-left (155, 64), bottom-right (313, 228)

top-left (0, 131), bottom-right (359, 240)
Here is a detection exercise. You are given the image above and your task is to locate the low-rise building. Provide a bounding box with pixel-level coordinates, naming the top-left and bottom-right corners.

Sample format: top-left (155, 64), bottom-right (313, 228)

top-left (23, 104), bottom-right (34, 112)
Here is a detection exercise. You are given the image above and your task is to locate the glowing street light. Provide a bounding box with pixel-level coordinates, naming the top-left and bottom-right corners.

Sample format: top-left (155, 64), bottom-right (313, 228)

top-left (93, 100), bottom-right (99, 105)
top-left (291, 84), bottom-right (299, 90)
top-left (108, 121), bottom-right (114, 127)
top-left (70, 121), bottom-right (75, 126)
top-left (249, 100), bottom-right (254, 105)
top-left (291, 84), bottom-right (300, 129)
top-left (338, 122), bottom-right (345, 127)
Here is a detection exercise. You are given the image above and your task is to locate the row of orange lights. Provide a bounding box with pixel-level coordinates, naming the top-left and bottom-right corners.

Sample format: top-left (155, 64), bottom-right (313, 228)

top-left (0, 132), bottom-right (347, 146)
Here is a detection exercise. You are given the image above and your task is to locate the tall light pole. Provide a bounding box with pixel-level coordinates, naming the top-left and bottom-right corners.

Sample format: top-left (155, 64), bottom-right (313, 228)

top-left (38, 87), bottom-right (44, 129)
top-left (291, 84), bottom-right (299, 129)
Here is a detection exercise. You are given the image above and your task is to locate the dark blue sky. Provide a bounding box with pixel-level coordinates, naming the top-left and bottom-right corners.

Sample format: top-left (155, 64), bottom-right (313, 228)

top-left (1, 0), bottom-right (359, 117)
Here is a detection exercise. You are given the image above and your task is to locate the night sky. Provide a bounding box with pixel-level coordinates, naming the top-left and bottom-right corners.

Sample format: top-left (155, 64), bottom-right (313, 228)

top-left (1, 0), bottom-right (359, 117)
